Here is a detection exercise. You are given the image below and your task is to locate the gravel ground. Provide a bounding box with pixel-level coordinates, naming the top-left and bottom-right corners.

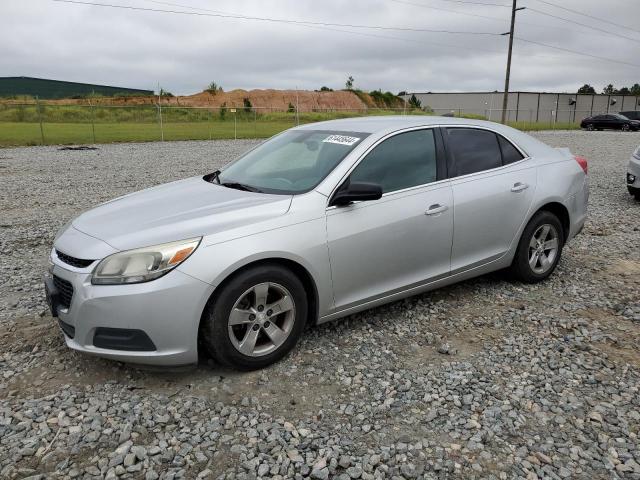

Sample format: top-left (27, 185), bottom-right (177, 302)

top-left (0, 131), bottom-right (639, 480)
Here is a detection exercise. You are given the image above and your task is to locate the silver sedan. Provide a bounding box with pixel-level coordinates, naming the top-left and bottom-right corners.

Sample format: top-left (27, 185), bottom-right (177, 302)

top-left (45, 117), bottom-right (589, 370)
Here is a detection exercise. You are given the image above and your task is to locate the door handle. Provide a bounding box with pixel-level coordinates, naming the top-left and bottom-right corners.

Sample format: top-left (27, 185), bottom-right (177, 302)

top-left (511, 182), bottom-right (529, 193)
top-left (425, 204), bottom-right (448, 215)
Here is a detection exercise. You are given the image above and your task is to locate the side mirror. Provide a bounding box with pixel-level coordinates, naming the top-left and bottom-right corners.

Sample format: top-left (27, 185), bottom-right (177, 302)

top-left (330, 181), bottom-right (383, 207)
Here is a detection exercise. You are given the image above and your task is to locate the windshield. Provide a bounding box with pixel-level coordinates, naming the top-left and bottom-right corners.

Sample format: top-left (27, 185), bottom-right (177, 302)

top-left (218, 130), bottom-right (369, 194)
top-left (613, 114), bottom-right (630, 120)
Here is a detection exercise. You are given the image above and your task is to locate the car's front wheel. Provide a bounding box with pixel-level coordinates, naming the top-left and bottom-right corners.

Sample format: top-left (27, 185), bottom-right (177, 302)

top-left (622, 124), bottom-right (631, 132)
top-left (510, 211), bottom-right (565, 283)
top-left (201, 264), bottom-right (307, 370)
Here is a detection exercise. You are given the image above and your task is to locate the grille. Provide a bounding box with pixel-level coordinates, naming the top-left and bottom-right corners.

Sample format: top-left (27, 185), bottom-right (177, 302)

top-left (56, 250), bottom-right (94, 268)
top-left (53, 275), bottom-right (73, 309)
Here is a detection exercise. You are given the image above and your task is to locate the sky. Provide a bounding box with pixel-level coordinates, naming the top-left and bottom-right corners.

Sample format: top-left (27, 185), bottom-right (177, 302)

top-left (1, 0), bottom-right (639, 95)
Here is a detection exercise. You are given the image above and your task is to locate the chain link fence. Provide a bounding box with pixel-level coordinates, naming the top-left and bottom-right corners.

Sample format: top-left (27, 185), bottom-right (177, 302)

top-left (0, 101), bottom-right (585, 147)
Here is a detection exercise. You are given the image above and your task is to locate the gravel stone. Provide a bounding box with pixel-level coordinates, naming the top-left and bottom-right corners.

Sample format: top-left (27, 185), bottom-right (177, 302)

top-left (1, 133), bottom-right (639, 479)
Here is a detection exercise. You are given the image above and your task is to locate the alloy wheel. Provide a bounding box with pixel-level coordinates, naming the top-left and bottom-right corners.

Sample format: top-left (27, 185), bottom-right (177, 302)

top-left (227, 282), bottom-right (296, 357)
top-left (622, 124), bottom-right (630, 132)
top-left (528, 224), bottom-right (559, 275)
top-left (587, 124), bottom-right (594, 131)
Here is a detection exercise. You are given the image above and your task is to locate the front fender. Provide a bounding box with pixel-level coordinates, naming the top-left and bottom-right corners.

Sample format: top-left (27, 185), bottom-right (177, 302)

top-left (177, 216), bottom-right (334, 318)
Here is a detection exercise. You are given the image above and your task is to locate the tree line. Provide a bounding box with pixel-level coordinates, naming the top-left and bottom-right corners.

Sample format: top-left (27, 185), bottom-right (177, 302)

top-left (578, 83), bottom-right (640, 95)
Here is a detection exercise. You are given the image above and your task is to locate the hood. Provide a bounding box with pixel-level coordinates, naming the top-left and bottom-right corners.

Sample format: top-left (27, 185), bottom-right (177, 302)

top-left (72, 176), bottom-right (292, 251)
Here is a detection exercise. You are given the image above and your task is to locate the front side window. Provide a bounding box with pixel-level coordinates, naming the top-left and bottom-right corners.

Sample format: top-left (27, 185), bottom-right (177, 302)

top-left (219, 130), bottom-right (369, 194)
top-left (348, 129), bottom-right (438, 194)
top-left (446, 128), bottom-right (502, 176)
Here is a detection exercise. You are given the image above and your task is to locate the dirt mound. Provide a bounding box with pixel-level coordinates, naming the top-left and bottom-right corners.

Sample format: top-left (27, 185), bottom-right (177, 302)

top-left (1, 88), bottom-right (406, 111)
top-left (180, 89), bottom-right (368, 110)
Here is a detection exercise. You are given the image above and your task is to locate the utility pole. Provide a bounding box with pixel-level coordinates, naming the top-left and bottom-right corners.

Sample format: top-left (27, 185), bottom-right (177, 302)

top-left (501, 0), bottom-right (525, 124)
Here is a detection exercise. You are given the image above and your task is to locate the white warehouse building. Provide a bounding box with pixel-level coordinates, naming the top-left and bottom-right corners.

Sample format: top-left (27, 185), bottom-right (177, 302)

top-left (402, 91), bottom-right (640, 124)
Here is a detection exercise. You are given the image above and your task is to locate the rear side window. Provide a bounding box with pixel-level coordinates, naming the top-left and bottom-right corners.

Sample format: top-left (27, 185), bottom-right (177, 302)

top-left (446, 128), bottom-right (502, 176)
top-left (349, 129), bottom-right (437, 193)
top-left (497, 135), bottom-right (524, 164)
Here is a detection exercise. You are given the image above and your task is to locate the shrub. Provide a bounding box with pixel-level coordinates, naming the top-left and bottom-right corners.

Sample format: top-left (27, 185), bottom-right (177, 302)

top-left (345, 76), bottom-right (354, 90)
top-left (408, 94), bottom-right (422, 109)
top-left (243, 97), bottom-right (252, 113)
top-left (205, 81), bottom-right (223, 94)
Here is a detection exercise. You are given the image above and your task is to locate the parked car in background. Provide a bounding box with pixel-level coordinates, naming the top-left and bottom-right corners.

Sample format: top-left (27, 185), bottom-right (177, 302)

top-left (581, 113), bottom-right (640, 131)
top-left (45, 116), bottom-right (589, 370)
top-left (628, 145), bottom-right (640, 200)
top-left (621, 111), bottom-right (640, 121)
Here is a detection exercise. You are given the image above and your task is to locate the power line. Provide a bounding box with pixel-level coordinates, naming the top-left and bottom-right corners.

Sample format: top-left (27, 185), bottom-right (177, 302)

top-left (412, 0), bottom-right (510, 6)
top-left (144, 0), bottom-right (501, 51)
top-left (532, 0), bottom-right (640, 35)
top-left (515, 36), bottom-right (640, 68)
top-left (525, 6), bottom-right (640, 44)
top-left (388, 0), bottom-right (511, 23)
top-left (389, 0), bottom-right (640, 39)
top-left (52, 0), bottom-right (501, 35)
top-left (52, 0), bottom-right (640, 71)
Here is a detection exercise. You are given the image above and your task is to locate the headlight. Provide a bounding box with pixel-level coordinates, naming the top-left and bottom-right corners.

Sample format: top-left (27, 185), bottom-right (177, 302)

top-left (633, 146), bottom-right (640, 160)
top-left (91, 238), bottom-right (201, 285)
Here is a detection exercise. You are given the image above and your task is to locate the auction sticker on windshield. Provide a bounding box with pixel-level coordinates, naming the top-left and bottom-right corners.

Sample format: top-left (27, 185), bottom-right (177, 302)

top-left (322, 135), bottom-right (360, 146)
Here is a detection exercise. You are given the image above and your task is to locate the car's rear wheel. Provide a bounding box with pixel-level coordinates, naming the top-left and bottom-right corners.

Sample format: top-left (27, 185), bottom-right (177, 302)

top-left (509, 211), bottom-right (564, 283)
top-left (201, 264), bottom-right (307, 370)
top-left (586, 124), bottom-right (594, 131)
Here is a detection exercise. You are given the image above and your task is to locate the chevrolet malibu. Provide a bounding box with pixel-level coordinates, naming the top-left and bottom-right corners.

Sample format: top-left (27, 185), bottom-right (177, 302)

top-left (45, 117), bottom-right (589, 370)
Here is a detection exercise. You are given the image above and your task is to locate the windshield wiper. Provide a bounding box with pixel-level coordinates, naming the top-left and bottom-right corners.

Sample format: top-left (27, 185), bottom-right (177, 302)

top-left (221, 182), bottom-right (264, 193)
top-left (204, 170), bottom-right (221, 184)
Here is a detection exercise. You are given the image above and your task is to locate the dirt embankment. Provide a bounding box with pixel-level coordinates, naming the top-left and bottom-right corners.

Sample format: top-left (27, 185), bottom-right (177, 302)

top-left (1, 89), bottom-right (406, 111)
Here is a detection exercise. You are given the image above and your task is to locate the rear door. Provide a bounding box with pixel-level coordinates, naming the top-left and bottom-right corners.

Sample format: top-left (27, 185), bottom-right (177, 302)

top-left (443, 127), bottom-right (537, 272)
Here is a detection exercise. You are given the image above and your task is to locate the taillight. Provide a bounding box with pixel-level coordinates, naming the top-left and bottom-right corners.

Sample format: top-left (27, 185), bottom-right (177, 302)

top-left (575, 155), bottom-right (588, 175)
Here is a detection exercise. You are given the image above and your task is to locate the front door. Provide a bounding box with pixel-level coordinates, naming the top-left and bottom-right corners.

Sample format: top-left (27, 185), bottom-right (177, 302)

top-left (326, 128), bottom-right (453, 311)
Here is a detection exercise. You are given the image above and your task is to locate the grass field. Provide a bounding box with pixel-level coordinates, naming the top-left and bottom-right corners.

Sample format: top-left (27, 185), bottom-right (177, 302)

top-left (0, 120), bottom-right (299, 146)
top-left (0, 106), bottom-right (580, 147)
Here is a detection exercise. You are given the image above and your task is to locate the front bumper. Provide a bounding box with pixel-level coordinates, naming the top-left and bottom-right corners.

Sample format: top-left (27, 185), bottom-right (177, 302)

top-left (45, 259), bottom-right (214, 366)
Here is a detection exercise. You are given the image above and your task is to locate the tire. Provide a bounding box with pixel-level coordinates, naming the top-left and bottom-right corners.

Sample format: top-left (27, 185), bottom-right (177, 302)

top-left (201, 264), bottom-right (308, 370)
top-left (509, 211), bottom-right (565, 283)
top-left (586, 124), bottom-right (594, 131)
top-left (622, 124), bottom-right (630, 132)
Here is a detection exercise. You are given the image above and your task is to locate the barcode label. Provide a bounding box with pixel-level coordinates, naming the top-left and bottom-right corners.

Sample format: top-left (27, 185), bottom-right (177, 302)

top-left (322, 135), bottom-right (360, 146)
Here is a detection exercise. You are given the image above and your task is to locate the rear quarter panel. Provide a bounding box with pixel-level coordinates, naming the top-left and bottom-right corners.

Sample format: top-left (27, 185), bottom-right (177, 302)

top-left (528, 150), bottom-right (588, 240)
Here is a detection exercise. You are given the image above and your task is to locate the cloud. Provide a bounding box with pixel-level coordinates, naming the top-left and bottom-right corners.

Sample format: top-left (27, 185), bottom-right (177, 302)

top-left (1, 0), bottom-right (638, 95)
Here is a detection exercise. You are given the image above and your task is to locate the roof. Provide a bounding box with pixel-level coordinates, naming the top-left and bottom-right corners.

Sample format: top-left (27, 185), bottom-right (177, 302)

top-left (0, 76), bottom-right (152, 99)
top-left (294, 115), bottom-right (555, 157)
top-left (295, 115), bottom-right (502, 134)
top-left (406, 91), bottom-right (639, 97)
